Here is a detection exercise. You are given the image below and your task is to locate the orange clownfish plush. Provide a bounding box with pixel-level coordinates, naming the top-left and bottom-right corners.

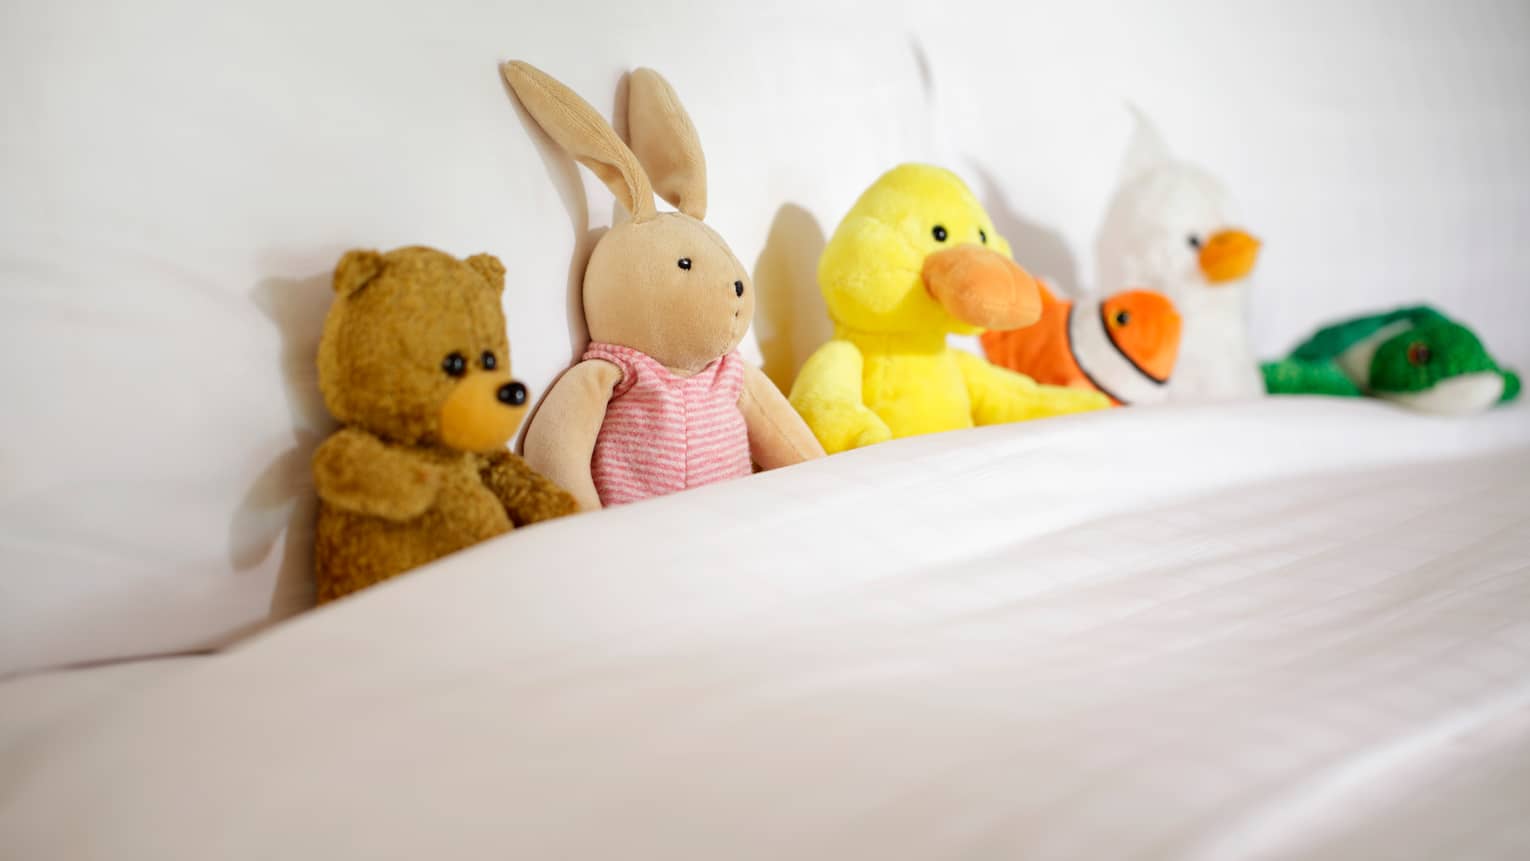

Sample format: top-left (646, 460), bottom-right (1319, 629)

top-left (980, 283), bottom-right (1182, 406)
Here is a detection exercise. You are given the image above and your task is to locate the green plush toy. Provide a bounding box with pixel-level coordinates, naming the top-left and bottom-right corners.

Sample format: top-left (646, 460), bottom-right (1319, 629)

top-left (1263, 305), bottom-right (1520, 415)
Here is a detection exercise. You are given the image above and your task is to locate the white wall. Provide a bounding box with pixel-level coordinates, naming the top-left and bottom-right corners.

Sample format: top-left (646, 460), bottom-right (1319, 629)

top-left (2, 0), bottom-right (1526, 672)
top-left (914, 0), bottom-right (1530, 367)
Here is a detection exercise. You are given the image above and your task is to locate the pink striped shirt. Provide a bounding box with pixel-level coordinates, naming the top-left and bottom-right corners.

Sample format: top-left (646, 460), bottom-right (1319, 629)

top-left (584, 342), bottom-right (752, 506)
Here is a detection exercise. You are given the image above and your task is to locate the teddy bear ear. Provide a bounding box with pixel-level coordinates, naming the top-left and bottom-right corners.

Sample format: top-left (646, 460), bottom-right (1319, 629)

top-left (466, 254), bottom-right (506, 293)
top-left (333, 250), bottom-right (384, 296)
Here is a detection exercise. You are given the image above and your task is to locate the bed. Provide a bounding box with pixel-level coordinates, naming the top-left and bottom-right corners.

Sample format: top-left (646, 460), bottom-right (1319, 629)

top-left (5, 0), bottom-right (1530, 856)
top-left (4, 398), bottom-right (1528, 859)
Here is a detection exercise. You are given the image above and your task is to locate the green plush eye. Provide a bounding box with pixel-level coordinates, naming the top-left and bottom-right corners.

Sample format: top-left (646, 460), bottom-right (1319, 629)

top-left (1407, 342), bottom-right (1432, 366)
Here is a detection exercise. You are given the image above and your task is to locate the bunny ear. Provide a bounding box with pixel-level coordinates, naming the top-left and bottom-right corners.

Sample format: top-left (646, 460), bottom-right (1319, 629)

top-left (626, 68), bottom-right (707, 220)
top-left (503, 61), bottom-right (656, 220)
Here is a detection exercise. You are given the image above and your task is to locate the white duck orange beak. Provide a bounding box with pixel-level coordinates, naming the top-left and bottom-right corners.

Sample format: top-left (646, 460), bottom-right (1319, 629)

top-left (922, 245), bottom-right (1043, 331)
top-left (1198, 229), bottom-right (1261, 284)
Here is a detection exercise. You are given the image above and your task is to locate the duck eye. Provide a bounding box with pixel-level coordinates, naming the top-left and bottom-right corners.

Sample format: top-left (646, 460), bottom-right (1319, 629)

top-left (480, 351), bottom-right (497, 371)
top-left (1187, 234), bottom-right (1202, 250)
top-left (979, 229), bottom-right (988, 244)
top-left (442, 352), bottom-right (467, 377)
top-left (1114, 310), bottom-right (1131, 327)
top-left (1407, 342), bottom-right (1432, 366)
top-left (932, 225), bottom-right (948, 242)
top-left (677, 257), bottom-right (692, 270)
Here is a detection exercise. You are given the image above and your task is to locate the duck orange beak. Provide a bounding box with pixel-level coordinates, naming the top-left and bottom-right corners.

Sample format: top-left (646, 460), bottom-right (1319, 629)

top-left (922, 245), bottom-right (1043, 331)
top-left (1198, 229), bottom-right (1261, 284)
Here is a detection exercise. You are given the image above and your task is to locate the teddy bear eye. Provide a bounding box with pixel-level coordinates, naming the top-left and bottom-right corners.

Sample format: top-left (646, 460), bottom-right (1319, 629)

top-left (932, 225), bottom-right (948, 242)
top-left (442, 352), bottom-right (467, 377)
top-left (677, 257), bottom-right (692, 270)
top-left (480, 351), bottom-right (497, 370)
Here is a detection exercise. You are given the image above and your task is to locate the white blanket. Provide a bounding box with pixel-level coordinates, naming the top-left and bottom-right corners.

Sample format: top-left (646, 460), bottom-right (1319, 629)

top-left (3, 399), bottom-right (1529, 859)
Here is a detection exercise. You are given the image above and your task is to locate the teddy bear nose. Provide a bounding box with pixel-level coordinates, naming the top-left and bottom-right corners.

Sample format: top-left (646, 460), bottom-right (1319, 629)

top-left (498, 381), bottom-right (528, 406)
top-left (733, 280), bottom-right (744, 298)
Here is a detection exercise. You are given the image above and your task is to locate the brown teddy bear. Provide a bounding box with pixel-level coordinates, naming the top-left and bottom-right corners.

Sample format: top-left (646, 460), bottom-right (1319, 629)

top-left (312, 246), bottom-right (576, 602)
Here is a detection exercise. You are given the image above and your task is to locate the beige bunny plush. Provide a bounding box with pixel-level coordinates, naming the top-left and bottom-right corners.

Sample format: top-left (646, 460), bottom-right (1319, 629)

top-left (503, 61), bottom-right (824, 510)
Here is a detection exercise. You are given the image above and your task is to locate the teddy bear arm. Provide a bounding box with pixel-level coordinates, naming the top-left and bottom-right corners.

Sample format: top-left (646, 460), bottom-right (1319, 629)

top-left (312, 428), bottom-right (441, 521)
top-left (739, 362), bottom-right (825, 469)
top-left (522, 359), bottom-right (621, 512)
top-left (478, 450), bottom-right (579, 526)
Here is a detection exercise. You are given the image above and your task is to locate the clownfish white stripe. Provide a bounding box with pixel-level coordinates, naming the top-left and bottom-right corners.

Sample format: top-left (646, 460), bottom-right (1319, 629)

top-left (1066, 304), bottom-right (1171, 406)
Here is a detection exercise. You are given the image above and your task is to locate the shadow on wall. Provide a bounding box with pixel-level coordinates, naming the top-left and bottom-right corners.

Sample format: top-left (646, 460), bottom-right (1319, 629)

top-left (499, 63), bottom-right (594, 364)
top-left (499, 64), bottom-right (604, 449)
top-left (754, 203), bottom-right (830, 392)
top-left (968, 163), bottom-right (1081, 299)
top-left (230, 271), bottom-right (337, 620)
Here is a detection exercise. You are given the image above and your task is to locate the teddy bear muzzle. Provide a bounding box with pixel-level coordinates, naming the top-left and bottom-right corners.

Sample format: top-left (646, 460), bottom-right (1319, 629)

top-left (438, 370), bottom-right (528, 453)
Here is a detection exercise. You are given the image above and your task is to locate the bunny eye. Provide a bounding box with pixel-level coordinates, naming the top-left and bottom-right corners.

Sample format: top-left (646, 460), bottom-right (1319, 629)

top-left (677, 258), bottom-right (692, 270)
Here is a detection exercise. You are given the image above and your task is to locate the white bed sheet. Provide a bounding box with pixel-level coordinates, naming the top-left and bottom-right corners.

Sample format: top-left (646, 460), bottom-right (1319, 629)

top-left (0, 657), bottom-right (201, 759)
top-left (2, 399), bottom-right (1529, 859)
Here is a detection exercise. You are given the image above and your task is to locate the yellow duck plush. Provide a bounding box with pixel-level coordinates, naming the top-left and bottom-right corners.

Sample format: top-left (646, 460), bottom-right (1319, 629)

top-left (790, 164), bottom-right (1109, 453)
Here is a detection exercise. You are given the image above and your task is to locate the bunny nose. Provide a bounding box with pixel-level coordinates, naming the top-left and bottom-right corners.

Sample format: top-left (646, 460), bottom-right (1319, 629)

top-left (733, 280), bottom-right (744, 298)
top-left (497, 381), bottom-right (528, 406)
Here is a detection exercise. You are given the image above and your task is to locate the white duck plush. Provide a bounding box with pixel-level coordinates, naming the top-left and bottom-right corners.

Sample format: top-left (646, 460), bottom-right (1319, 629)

top-left (1095, 109), bottom-right (1264, 401)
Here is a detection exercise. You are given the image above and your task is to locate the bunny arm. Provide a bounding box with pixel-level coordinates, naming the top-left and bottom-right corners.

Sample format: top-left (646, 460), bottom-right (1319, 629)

top-left (521, 359), bottom-right (622, 512)
top-left (739, 362), bottom-right (826, 468)
top-left (477, 450), bottom-right (579, 526)
top-left (788, 339), bottom-right (893, 454)
top-left (312, 427), bottom-right (441, 521)
top-left (953, 350), bottom-right (1109, 424)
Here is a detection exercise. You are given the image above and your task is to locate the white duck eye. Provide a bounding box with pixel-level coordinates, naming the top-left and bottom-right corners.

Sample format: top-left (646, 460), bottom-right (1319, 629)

top-left (1187, 234), bottom-right (1202, 250)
